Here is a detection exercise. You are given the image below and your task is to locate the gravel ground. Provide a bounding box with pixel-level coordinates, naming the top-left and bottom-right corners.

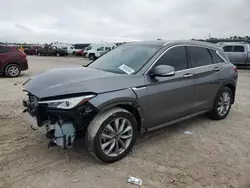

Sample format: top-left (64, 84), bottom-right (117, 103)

top-left (0, 56), bottom-right (250, 188)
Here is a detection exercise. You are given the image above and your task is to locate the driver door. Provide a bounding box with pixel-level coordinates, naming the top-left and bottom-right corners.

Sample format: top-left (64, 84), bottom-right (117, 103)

top-left (144, 46), bottom-right (195, 129)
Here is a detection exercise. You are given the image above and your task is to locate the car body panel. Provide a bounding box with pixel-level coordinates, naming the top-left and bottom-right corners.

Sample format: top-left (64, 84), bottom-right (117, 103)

top-left (144, 70), bottom-right (195, 128)
top-left (23, 67), bottom-right (146, 99)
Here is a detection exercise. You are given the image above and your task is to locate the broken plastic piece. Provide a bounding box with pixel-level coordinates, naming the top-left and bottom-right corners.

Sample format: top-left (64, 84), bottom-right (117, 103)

top-left (183, 131), bottom-right (193, 135)
top-left (128, 175), bottom-right (143, 186)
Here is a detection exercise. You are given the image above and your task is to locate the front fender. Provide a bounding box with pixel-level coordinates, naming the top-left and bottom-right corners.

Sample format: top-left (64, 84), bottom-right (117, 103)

top-left (89, 88), bottom-right (137, 111)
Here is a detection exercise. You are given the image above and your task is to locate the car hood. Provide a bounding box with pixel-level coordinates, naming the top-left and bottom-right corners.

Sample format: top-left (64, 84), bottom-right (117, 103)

top-left (24, 66), bottom-right (145, 99)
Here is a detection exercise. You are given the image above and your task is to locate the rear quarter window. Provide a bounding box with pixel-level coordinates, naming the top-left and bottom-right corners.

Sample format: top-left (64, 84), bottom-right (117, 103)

top-left (209, 49), bottom-right (225, 64)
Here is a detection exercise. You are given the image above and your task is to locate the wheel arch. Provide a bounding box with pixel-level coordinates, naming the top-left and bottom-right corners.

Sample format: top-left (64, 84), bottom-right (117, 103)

top-left (222, 81), bottom-right (236, 104)
top-left (99, 101), bottom-right (144, 133)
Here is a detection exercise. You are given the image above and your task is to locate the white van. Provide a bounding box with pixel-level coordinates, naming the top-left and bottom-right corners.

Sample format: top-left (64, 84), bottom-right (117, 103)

top-left (83, 43), bottom-right (116, 60)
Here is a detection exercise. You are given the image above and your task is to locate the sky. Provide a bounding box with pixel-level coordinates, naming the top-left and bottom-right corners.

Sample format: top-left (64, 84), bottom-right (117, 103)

top-left (0, 0), bottom-right (249, 44)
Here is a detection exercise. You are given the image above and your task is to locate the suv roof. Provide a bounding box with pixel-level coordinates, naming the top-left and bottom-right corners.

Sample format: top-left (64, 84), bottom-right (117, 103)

top-left (131, 40), bottom-right (223, 51)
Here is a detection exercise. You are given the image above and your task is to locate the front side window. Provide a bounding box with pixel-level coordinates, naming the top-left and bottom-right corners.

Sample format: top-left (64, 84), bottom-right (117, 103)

top-left (86, 46), bottom-right (92, 51)
top-left (88, 44), bottom-right (161, 74)
top-left (188, 46), bottom-right (213, 67)
top-left (233, 45), bottom-right (245, 52)
top-left (223, 46), bottom-right (233, 52)
top-left (155, 46), bottom-right (188, 71)
top-left (97, 47), bottom-right (104, 51)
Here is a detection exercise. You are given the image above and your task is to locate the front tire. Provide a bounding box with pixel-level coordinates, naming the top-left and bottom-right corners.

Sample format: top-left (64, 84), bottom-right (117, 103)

top-left (86, 108), bottom-right (137, 163)
top-left (5, 64), bottom-right (21, 77)
top-left (89, 54), bottom-right (95, 60)
top-left (208, 87), bottom-right (232, 120)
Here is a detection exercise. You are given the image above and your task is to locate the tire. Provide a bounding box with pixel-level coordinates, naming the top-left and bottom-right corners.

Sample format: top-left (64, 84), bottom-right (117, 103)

top-left (5, 64), bottom-right (21, 77)
top-left (37, 52), bottom-right (41, 56)
top-left (56, 52), bottom-right (60, 57)
top-left (89, 54), bottom-right (95, 60)
top-left (86, 108), bottom-right (137, 163)
top-left (208, 87), bottom-right (233, 120)
top-left (72, 51), bottom-right (75, 56)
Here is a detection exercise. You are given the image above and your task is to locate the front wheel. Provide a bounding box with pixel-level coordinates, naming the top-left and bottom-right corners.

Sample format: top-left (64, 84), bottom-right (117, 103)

top-left (86, 108), bottom-right (137, 163)
top-left (89, 54), bottom-right (96, 60)
top-left (208, 87), bottom-right (232, 120)
top-left (56, 52), bottom-right (60, 57)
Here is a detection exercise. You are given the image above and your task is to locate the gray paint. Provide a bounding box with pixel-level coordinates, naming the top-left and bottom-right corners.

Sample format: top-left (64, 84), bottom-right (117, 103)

top-left (23, 40), bottom-right (238, 131)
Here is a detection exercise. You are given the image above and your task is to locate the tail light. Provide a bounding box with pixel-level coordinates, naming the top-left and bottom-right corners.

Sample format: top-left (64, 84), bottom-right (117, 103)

top-left (233, 66), bottom-right (238, 73)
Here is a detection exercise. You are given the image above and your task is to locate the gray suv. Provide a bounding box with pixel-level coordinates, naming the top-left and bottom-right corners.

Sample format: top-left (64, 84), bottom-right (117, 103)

top-left (23, 40), bottom-right (238, 163)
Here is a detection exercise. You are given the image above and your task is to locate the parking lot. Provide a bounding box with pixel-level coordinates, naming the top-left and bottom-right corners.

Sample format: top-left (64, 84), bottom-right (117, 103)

top-left (0, 56), bottom-right (250, 188)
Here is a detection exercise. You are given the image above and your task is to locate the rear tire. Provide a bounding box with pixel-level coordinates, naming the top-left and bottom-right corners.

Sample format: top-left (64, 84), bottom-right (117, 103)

top-left (5, 64), bottom-right (21, 77)
top-left (56, 52), bottom-right (60, 57)
top-left (86, 108), bottom-right (137, 163)
top-left (208, 87), bottom-right (232, 120)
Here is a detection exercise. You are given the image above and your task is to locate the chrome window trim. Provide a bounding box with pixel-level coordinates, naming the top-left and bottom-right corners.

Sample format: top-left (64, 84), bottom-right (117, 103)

top-left (144, 44), bottom-right (227, 75)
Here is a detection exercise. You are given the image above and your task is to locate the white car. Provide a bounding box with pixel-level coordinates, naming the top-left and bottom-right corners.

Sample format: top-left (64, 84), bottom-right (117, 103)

top-left (83, 43), bottom-right (116, 60)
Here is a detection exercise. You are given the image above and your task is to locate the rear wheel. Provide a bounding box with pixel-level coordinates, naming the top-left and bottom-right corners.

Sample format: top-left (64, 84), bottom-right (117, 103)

top-left (5, 64), bottom-right (21, 77)
top-left (72, 51), bottom-right (75, 56)
top-left (37, 52), bottom-right (41, 56)
top-left (86, 108), bottom-right (137, 163)
top-left (208, 87), bottom-right (232, 120)
top-left (56, 52), bottom-right (60, 57)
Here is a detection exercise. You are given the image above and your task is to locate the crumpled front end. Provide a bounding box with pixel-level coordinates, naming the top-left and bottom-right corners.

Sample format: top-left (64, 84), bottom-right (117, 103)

top-left (22, 92), bottom-right (97, 149)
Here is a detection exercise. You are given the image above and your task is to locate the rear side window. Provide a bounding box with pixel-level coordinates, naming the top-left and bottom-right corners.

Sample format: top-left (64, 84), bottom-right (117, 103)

top-left (223, 46), bottom-right (233, 52)
top-left (233, 45), bottom-right (245, 52)
top-left (0, 46), bottom-right (9, 53)
top-left (155, 46), bottom-right (188, 71)
top-left (209, 49), bottom-right (225, 63)
top-left (188, 46), bottom-right (213, 68)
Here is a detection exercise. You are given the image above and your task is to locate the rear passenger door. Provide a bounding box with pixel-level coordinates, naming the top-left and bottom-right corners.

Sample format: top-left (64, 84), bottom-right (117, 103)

top-left (187, 46), bottom-right (222, 111)
top-left (231, 45), bottom-right (247, 65)
top-left (0, 46), bottom-right (9, 73)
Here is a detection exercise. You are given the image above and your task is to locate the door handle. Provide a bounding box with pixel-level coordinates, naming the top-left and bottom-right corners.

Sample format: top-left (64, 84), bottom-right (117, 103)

top-left (183, 73), bottom-right (193, 78)
top-left (214, 67), bottom-right (220, 71)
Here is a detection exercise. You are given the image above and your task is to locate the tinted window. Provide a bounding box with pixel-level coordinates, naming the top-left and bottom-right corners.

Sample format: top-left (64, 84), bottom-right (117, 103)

top-left (209, 49), bottom-right (225, 63)
top-left (97, 47), bottom-right (104, 51)
top-left (223, 46), bottom-right (233, 52)
top-left (0, 46), bottom-right (9, 53)
top-left (189, 46), bottom-right (213, 67)
top-left (105, 47), bottom-right (111, 51)
top-left (234, 45), bottom-right (245, 52)
top-left (88, 45), bottom-right (161, 74)
top-left (155, 46), bottom-right (187, 71)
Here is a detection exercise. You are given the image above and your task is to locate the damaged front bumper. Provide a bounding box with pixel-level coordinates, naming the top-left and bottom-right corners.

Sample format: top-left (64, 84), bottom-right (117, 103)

top-left (22, 94), bottom-right (97, 149)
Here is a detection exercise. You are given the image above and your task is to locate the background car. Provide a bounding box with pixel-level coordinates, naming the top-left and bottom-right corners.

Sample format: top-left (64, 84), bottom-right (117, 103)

top-left (36, 45), bottom-right (68, 56)
top-left (83, 43), bottom-right (116, 60)
top-left (0, 45), bottom-right (28, 77)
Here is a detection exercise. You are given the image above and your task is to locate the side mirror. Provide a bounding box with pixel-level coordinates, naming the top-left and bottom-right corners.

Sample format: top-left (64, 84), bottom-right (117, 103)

top-left (151, 65), bottom-right (175, 77)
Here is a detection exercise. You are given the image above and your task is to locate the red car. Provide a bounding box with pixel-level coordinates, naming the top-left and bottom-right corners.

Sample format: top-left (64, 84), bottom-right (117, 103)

top-left (0, 46), bottom-right (28, 77)
top-left (74, 49), bottom-right (84, 56)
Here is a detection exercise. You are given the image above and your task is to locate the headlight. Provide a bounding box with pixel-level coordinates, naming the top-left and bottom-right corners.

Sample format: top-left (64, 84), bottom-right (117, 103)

top-left (38, 95), bottom-right (96, 109)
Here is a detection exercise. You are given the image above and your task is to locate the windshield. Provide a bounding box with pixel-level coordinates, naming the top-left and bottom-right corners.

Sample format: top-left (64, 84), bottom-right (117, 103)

top-left (88, 44), bottom-right (161, 74)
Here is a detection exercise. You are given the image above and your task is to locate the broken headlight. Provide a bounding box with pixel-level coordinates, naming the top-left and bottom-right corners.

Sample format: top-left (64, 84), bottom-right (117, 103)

top-left (38, 95), bottom-right (96, 109)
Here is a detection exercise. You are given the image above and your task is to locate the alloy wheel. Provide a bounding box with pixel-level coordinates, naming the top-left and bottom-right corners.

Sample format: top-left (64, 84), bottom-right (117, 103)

top-left (7, 65), bottom-right (20, 77)
top-left (100, 118), bottom-right (133, 157)
top-left (217, 91), bottom-right (231, 117)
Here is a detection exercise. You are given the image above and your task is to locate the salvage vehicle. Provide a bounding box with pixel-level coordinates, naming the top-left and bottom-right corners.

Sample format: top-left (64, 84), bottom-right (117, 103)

top-left (0, 45), bottom-right (28, 77)
top-left (22, 40), bottom-right (238, 163)
top-left (221, 43), bottom-right (250, 66)
top-left (36, 45), bottom-right (68, 56)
